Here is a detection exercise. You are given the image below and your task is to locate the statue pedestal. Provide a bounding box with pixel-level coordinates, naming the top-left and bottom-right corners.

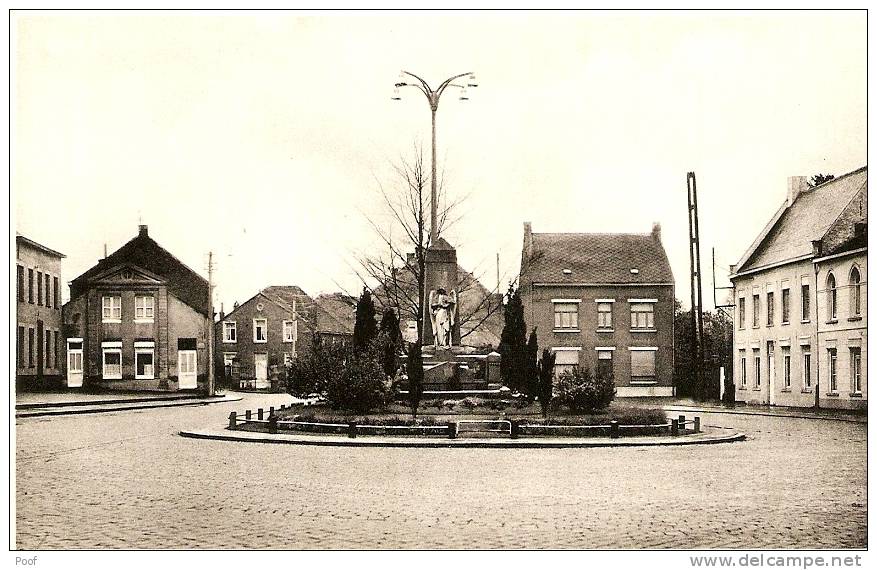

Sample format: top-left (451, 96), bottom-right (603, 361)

top-left (422, 237), bottom-right (461, 348)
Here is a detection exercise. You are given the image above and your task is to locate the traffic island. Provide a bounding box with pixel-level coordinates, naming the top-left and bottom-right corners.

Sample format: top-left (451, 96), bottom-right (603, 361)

top-left (16, 393), bottom-right (242, 418)
top-left (178, 404), bottom-right (745, 448)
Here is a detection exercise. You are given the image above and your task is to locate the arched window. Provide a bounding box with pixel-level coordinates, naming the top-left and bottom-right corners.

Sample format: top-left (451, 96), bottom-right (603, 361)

top-left (850, 266), bottom-right (861, 316)
top-left (827, 272), bottom-right (837, 320)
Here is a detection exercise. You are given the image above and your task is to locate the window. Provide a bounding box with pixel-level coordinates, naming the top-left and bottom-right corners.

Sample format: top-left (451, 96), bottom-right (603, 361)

top-left (596, 350), bottom-right (614, 379)
top-left (55, 331), bottom-right (60, 369)
top-left (28, 328), bottom-right (34, 368)
top-left (801, 283), bottom-right (811, 322)
top-left (223, 321), bottom-right (237, 343)
top-left (828, 348), bottom-right (837, 393)
top-left (553, 302), bottom-right (579, 330)
top-left (597, 303), bottom-right (613, 329)
top-left (753, 349), bottom-right (761, 389)
top-left (135, 295), bottom-right (155, 321)
top-left (17, 326), bottom-right (24, 368)
top-left (27, 268), bottom-right (34, 304)
top-left (827, 273), bottom-right (837, 321)
top-left (738, 297), bottom-right (746, 329)
top-left (752, 295), bottom-right (760, 328)
top-left (553, 349), bottom-right (580, 377)
top-left (283, 320), bottom-right (297, 344)
top-left (739, 350), bottom-right (747, 387)
top-left (102, 296), bottom-right (122, 322)
top-left (781, 288), bottom-right (790, 324)
top-left (45, 276), bottom-right (51, 309)
top-left (102, 343), bottom-right (122, 380)
top-left (630, 349), bottom-right (657, 383)
top-left (630, 303), bottom-right (655, 330)
top-left (37, 271), bottom-right (42, 306)
top-left (45, 333), bottom-right (51, 369)
top-left (850, 348), bottom-right (862, 394)
top-left (223, 352), bottom-right (237, 368)
top-left (53, 277), bottom-right (59, 308)
top-left (17, 266), bottom-right (24, 302)
top-left (135, 345), bottom-right (155, 379)
top-left (802, 348), bottom-right (811, 390)
top-left (850, 267), bottom-right (861, 317)
top-left (253, 318), bottom-right (267, 343)
top-left (766, 291), bottom-right (774, 326)
top-left (782, 347), bottom-right (791, 389)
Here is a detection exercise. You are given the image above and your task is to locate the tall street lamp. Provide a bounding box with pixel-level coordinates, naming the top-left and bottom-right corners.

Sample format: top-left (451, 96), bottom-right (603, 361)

top-left (393, 70), bottom-right (478, 241)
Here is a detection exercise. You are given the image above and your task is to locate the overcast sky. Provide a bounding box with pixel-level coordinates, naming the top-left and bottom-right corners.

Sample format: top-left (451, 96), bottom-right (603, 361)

top-left (12, 11), bottom-right (866, 312)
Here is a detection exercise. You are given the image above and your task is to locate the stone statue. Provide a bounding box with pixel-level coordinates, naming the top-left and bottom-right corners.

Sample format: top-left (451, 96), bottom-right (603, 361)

top-left (428, 288), bottom-right (457, 348)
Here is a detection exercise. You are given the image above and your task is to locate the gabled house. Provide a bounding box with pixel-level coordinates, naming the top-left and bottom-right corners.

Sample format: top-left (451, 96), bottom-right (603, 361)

top-left (62, 225), bottom-right (210, 391)
top-left (518, 222), bottom-right (675, 397)
top-left (215, 287), bottom-right (356, 389)
top-left (16, 235), bottom-right (65, 390)
top-left (730, 167), bottom-right (867, 410)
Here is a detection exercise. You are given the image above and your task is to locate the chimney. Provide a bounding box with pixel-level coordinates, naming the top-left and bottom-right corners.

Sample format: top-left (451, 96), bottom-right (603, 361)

top-left (523, 222), bottom-right (534, 261)
top-left (651, 222), bottom-right (662, 242)
top-left (138, 224), bottom-right (149, 237)
top-left (787, 176), bottom-right (808, 207)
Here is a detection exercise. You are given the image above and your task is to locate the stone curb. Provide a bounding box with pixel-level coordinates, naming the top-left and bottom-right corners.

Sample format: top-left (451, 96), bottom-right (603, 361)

top-left (16, 394), bottom-right (243, 418)
top-left (16, 393), bottom-right (218, 410)
top-left (663, 405), bottom-right (867, 424)
top-left (178, 427), bottom-right (746, 449)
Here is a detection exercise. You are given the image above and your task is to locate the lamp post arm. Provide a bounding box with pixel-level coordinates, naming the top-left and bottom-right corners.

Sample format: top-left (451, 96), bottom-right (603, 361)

top-left (435, 72), bottom-right (473, 99)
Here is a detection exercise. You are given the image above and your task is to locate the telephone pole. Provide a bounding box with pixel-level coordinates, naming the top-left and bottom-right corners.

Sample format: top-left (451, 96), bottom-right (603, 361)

top-left (687, 172), bottom-right (706, 400)
top-left (207, 251), bottom-right (215, 397)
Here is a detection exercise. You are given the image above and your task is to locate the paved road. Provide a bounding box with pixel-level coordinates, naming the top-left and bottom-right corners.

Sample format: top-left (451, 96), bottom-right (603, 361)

top-left (15, 392), bottom-right (867, 549)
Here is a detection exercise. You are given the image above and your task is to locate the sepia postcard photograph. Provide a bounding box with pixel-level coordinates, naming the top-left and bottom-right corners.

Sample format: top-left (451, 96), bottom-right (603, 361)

top-left (6, 6), bottom-right (870, 563)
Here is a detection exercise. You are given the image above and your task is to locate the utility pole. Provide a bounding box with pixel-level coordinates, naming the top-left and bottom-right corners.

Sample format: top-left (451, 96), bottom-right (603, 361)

top-left (207, 251), bottom-right (215, 397)
top-left (687, 172), bottom-right (706, 400)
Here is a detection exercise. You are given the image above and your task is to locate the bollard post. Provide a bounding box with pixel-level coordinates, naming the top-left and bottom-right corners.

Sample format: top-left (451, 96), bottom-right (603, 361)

top-left (510, 420), bottom-right (519, 439)
top-left (694, 416), bottom-right (701, 433)
top-left (245, 409), bottom-right (252, 421)
top-left (270, 406), bottom-right (275, 416)
top-left (447, 421), bottom-right (457, 439)
top-left (258, 408), bottom-right (264, 420)
top-left (268, 414), bottom-right (278, 434)
top-left (671, 419), bottom-right (679, 436)
top-left (678, 415), bottom-right (686, 433)
top-left (228, 411), bottom-right (237, 429)
top-left (347, 421), bottom-right (357, 439)
top-left (610, 420), bottom-right (620, 439)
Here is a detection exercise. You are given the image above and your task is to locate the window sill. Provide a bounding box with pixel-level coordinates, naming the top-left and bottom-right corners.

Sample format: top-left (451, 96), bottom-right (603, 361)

top-left (738, 386), bottom-right (747, 391)
top-left (751, 387), bottom-right (760, 391)
top-left (825, 392), bottom-right (839, 397)
top-left (850, 392), bottom-right (863, 398)
top-left (134, 319), bottom-right (155, 324)
top-left (781, 321), bottom-right (790, 326)
top-left (553, 329), bottom-right (581, 334)
top-left (102, 319), bottom-right (122, 324)
top-left (253, 340), bottom-right (268, 344)
top-left (102, 375), bottom-right (122, 381)
top-left (801, 319), bottom-right (811, 324)
top-left (765, 324), bottom-right (774, 328)
top-left (780, 388), bottom-right (791, 393)
top-left (630, 379), bottom-right (658, 386)
top-left (847, 316), bottom-right (863, 322)
top-left (826, 319), bottom-right (838, 325)
top-left (630, 329), bottom-right (657, 333)
top-left (596, 328), bottom-right (614, 333)
top-left (223, 340), bottom-right (237, 344)
top-left (801, 388), bottom-right (813, 394)
top-left (135, 375), bottom-right (155, 380)
top-left (752, 325), bottom-right (760, 329)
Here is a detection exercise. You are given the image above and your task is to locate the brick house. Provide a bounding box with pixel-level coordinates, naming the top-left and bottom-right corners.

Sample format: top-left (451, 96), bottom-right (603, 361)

top-left (62, 225), bottom-right (210, 391)
top-left (16, 235), bottom-right (65, 390)
top-left (518, 222), bottom-right (675, 397)
top-left (730, 167), bottom-right (866, 410)
top-left (215, 287), bottom-right (355, 389)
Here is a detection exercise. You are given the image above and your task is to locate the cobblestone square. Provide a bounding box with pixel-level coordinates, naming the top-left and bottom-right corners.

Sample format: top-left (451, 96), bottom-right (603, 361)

top-left (15, 393), bottom-right (867, 549)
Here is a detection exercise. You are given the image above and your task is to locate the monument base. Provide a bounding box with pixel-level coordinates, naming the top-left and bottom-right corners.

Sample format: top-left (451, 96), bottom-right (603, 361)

top-left (406, 346), bottom-right (501, 392)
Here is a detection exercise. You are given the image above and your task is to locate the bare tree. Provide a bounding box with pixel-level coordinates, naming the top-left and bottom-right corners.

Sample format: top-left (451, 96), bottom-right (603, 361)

top-left (353, 146), bottom-right (505, 348)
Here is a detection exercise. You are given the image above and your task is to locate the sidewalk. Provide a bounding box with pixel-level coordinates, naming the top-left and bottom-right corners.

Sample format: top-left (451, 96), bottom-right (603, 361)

top-left (659, 398), bottom-right (867, 424)
top-left (15, 392), bottom-right (241, 418)
top-left (179, 425), bottom-right (745, 449)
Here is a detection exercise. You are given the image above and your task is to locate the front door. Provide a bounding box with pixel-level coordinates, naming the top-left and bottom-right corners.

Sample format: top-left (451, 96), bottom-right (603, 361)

top-left (254, 353), bottom-right (268, 389)
top-left (767, 342), bottom-right (776, 406)
top-left (178, 350), bottom-right (197, 389)
top-left (67, 339), bottom-right (83, 388)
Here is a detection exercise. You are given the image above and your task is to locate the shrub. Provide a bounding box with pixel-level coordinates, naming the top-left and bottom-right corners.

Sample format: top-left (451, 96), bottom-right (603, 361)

top-left (554, 367), bottom-right (615, 413)
top-left (537, 348), bottom-right (556, 418)
top-left (406, 343), bottom-right (424, 418)
top-left (287, 337), bottom-right (346, 398)
top-left (325, 347), bottom-right (392, 413)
